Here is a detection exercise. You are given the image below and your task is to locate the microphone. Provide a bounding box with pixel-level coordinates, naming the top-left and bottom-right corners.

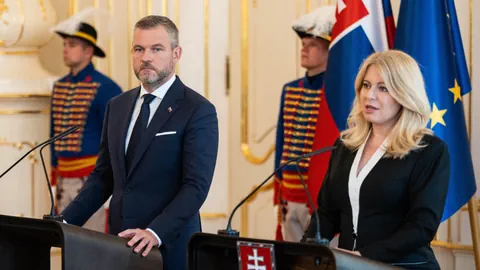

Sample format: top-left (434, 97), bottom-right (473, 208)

top-left (0, 126), bottom-right (79, 221)
top-left (294, 160), bottom-right (329, 245)
top-left (218, 145), bottom-right (335, 238)
top-left (0, 126), bottom-right (79, 179)
top-left (40, 126), bottom-right (79, 221)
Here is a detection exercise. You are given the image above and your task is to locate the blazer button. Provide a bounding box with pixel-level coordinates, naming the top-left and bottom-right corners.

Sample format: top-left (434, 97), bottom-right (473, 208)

top-left (125, 188), bottom-right (130, 193)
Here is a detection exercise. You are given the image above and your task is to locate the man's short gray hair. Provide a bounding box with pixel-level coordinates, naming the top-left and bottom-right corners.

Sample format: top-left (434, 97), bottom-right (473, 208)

top-left (134, 15), bottom-right (179, 48)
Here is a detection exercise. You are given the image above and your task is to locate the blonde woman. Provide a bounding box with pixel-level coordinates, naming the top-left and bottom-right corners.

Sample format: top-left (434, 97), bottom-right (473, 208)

top-left (303, 50), bottom-right (449, 269)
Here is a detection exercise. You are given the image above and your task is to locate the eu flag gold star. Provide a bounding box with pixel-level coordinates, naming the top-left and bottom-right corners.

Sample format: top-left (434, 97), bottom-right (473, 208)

top-left (449, 79), bottom-right (462, 104)
top-left (430, 103), bottom-right (447, 128)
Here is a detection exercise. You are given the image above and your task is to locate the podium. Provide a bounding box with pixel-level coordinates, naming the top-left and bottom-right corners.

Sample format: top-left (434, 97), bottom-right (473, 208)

top-left (0, 214), bottom-right (162, 270)
top-left (187, 233), bottom-right (402, 270)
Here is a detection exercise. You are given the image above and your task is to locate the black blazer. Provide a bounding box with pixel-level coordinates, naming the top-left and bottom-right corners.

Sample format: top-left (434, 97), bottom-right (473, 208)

top-left (304, 134), bottom-right (449, 269)
top-left (62, 77), bottom-right (219, 269)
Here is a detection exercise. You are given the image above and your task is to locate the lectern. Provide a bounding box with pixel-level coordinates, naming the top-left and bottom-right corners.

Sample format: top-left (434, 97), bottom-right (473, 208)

top-left (187, 233), bottom-right (402, 270)
top-left (0, 214), bottom-right (162, 270)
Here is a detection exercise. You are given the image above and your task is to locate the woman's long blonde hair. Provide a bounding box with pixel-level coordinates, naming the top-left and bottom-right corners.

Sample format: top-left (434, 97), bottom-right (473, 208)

top-left (341, 50), bottom-right (433, 158)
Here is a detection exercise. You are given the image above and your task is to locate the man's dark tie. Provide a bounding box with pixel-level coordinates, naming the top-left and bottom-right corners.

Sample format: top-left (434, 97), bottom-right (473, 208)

top-left (126, 93), bottom-right (156, 172)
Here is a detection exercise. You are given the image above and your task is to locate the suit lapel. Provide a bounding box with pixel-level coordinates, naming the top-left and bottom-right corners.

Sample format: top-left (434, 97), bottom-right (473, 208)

top-left (126, 78), bottom-right (185, 179)
top-left (117, 87), bottom-right (140, 181)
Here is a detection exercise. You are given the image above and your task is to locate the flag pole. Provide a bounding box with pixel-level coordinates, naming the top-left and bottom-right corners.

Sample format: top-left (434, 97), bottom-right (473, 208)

top-left (467, 199), bottom-right (480, 269)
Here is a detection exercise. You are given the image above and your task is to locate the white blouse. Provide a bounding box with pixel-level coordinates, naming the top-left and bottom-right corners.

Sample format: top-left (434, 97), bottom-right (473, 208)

top-left (348, 134), bottom-right (388, 235)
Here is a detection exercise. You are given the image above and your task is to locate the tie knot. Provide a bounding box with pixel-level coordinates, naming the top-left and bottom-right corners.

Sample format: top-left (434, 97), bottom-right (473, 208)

top-left (142, 94), bottom-right (155, 105)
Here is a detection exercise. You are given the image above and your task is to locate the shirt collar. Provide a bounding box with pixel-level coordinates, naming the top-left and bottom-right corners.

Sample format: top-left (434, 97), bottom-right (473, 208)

top-left (139, 74), bottom-right (176, 100)
top-left (69, 62), bottom-right (95, 81)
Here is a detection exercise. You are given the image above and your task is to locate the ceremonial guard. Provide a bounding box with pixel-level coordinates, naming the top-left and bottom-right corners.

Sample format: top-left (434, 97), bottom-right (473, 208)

top-left (50, 18), bottom-right (122, 232)
top-left (274, 6), bottom-right (336, 242)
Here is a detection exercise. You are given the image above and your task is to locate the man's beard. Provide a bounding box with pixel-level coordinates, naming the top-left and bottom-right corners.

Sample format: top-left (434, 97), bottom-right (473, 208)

top-left (135, 61), bottom-right (174, 86)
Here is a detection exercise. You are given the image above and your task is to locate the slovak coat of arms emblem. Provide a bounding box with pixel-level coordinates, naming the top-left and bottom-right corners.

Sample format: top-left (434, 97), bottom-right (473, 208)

top-left (237, 241), bottom-right (276, 270)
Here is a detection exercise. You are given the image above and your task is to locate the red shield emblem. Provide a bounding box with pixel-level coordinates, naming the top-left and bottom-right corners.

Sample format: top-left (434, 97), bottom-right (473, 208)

top-left (237, 241), bottom-right (276, 270)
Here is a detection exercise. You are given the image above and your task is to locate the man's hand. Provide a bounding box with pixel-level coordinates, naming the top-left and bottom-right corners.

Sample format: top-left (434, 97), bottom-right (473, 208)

top-left (118, 228), bottom-right (159, 257)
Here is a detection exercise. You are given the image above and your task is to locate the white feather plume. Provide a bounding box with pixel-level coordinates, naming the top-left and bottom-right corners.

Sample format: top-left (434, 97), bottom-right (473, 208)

top-left (292, 5), bottom-right (336, 40)
top-left (50, 7), bottom-right (112, 35)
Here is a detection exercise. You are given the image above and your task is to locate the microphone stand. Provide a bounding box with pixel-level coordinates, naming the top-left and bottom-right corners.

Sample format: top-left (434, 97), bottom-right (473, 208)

top-left (218, 146), bottom-right (334, 239)
top-left (294, 160), bottom-right (329, 245)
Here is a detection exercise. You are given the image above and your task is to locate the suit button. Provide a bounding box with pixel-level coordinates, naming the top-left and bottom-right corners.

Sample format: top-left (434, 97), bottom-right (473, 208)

top-left (125, 188), bottom-right (130, 193)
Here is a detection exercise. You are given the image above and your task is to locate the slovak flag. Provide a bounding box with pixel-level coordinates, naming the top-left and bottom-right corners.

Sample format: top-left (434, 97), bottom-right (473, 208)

top-left (307, 0), bottom-right (395, 205)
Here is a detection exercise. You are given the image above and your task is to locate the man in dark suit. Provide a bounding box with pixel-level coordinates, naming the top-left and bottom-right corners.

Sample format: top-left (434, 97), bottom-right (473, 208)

top-left (61, 15), bottom-right (219, 270)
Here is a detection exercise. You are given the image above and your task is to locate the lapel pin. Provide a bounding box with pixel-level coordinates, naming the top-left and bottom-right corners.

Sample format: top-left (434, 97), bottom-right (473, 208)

top-left (167, 107), bottom-right (172, 113)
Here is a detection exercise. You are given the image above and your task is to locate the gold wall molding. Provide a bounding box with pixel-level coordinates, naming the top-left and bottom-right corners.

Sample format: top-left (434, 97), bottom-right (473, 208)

top-left (447, 218), bottom-right (452, 242)
top-left (0, 109), bottom-right (49, 115)
top-left (200, 212), bottom-right (228, 219)
top-left (0, 139), bottom-right (37, 153)
top-left (0, 0), bottom-right (5, 43)
top-left (68, 0), bottom-right (77, 17)
top-left (0, 139), bottom-right (38, 216)
top-left (37, 0), bottom-right (46, 21)
top-left (161, 0), bottom-right (166, 16)
top-left (0, 0), bottom-right (9, 25)
top-left (241, 182), bottom-right (274, 237)
top-left (146, 0), bottom-right (152, 15)
top-left (0, 0), bottom-right (8, 15)
top-left (0, 93), bottom-right (50, 99)
top-left (175, 0), bottom-right (180, 75)
top-left (8, 0), bottom-right (25, 47)
top-left (108, 0), bottom-right (114, 78)
top-left (174, 0), bottom-right (180, 29)
top-left (225, 56), bottom-right (230, 94)
top-left (92, 0), bottom-right (99, 67)
top-left (295, 0), bottom-right (301, 77)
top-left (127, 0), bottom-right (133, 89)
top-left (0, 49), bottom-right (39, 55)
top-left (461, 200), bottom-right (480, 211)
top-left (253, 125), bottom-right (277, 144)
top-left (432, 240), bottom-right (474, 251)
top-left (138, 0), bottom-right (144, 19)
top-left (240, 0), bottom-right (275, 165)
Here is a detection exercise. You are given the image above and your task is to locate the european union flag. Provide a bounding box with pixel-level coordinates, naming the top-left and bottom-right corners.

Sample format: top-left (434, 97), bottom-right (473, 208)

top-left (394, 0), bottom-right (476, 221)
